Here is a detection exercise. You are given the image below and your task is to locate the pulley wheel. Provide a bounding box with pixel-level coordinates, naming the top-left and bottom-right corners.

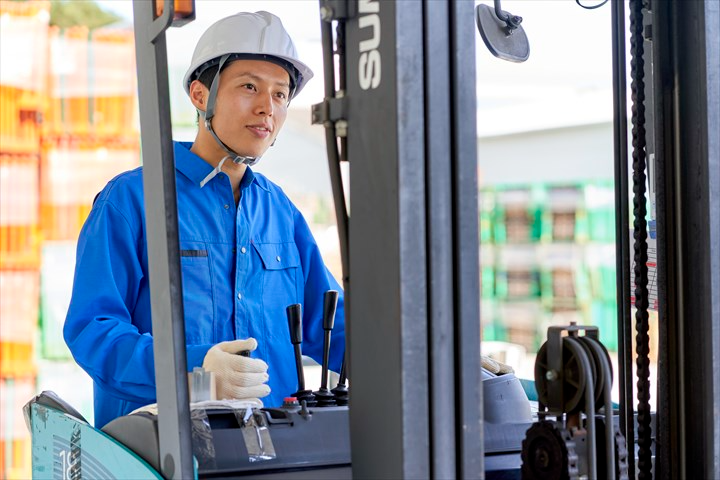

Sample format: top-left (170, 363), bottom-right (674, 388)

top-left (578, 336), bottom-right (613, 410)
top-left (535, 339), bottom-right (587, 413)
top-left (573, 336), bottom-right (602, 409)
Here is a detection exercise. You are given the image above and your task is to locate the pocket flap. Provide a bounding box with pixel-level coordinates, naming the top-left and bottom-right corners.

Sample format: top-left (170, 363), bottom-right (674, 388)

top-left (252, 242), bottom-right (301, 270)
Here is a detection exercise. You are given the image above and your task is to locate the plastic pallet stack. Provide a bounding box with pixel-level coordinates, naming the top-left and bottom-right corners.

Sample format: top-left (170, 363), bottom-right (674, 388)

top-left (0, 3), bottom-right (50, 477)
top-left (37, 24), bottom-right (139, 423)
top-left (480, 181), bottom-right (618, 352)
top-left (41, 25), bottom-right (139, 243)
top-left (1, 6), bottom-right (140, 475)
top-left (39, 25), bottom-right (139, 376)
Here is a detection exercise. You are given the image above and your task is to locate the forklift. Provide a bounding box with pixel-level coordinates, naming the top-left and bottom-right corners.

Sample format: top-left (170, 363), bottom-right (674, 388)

top-left (25, 0), bottom-right (718, 478)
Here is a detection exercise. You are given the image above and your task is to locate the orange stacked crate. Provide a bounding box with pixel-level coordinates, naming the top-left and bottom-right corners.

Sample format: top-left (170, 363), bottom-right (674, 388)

top-left (0, 268), bottom-right (39, 480)
top-left (0, 87), bottom-right (43, 154)
top-left (44, 26), bottom-right (138, 138)
top-left (0, 153), bottom-right (41, 270)
top-left (0, 1), bottom-right (48, 271)
top-left (0, 270), bottom-right (39, 378)
top-left (40, 135), bottom-right (140, 241)
top-left (0, 1), bottom-right (48, 155)
top-left (0, 9), bottom-right (46, 475)
top-left (42, 25), bottom-right (140, 242)
top-left (90, 28), bottom-right (139, 138)
top-left (0, 377), bottom-right (35, 480)
top-left (44, 26), bottom-right (90, 137)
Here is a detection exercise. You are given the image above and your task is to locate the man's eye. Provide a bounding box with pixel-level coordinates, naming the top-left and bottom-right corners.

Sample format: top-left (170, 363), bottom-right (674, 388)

top-left (276, 92), bottom-right (287, 100)
top-left (243, 83), bottom-right (256, 91)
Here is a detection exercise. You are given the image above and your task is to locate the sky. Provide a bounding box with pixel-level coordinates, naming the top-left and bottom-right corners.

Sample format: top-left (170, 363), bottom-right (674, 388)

top-left (98, 0), bottom-right (616, 135)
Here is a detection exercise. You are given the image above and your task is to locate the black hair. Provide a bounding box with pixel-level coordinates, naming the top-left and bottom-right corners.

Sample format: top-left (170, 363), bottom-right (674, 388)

top-left (198, 65), bottom-right (219, 90)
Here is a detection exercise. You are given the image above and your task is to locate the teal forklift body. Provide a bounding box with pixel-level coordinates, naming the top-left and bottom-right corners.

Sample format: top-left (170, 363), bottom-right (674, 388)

top-left (28, 402), bottom-right (167, 480)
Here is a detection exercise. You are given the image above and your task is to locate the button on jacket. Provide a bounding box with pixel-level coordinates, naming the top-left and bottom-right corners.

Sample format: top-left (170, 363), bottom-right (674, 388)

top-left (64, 141), bottom-right (345, 428)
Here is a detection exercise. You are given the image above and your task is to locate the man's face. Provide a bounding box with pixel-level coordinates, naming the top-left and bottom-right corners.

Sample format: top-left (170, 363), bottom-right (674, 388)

top-left (207, 59), bottom-right (291, 158)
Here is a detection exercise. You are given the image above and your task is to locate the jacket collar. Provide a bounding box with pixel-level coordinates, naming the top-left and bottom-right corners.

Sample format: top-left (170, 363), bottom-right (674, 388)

top-left (174, 141), bottom-right (269, 192)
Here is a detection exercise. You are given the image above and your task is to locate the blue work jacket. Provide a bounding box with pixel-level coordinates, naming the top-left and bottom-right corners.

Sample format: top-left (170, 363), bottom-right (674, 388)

top-left (64, 141), bottom-right (345, 428)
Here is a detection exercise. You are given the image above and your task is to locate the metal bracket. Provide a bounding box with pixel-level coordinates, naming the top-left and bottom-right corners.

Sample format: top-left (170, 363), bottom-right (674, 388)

top-left (546, 324), bottom-right (600, 413)
top-left (319, 0), bottom-right (352, 21)
top-left (311, 96), bottom-right (348, 137)
top-left (149, 0), bottom-right (174, 43)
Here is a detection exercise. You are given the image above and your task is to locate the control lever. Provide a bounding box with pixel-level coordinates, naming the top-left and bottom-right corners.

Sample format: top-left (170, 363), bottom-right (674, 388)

top-left (331, 355), bottom-right (349, 406)
top-left (313, 290), bottom-right (339, 407)
top-left (286, 304), bottom-right (317, 407)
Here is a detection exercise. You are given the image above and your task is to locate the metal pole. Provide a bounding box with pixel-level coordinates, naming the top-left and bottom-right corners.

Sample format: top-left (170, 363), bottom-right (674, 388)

top-left (424, 0), bottom-right (456, 478)
top-left (610, 1), bottom-right (635, 477)
top-left (345, 2), bottom-right (430, 478)
top-left (132, 1), bottom-right (194, 478)
top-left (449, 1), bottom-right (483, 477)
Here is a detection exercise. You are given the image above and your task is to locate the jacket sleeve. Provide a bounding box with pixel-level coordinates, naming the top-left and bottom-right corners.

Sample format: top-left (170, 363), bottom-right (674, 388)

top-left (63, 197), bottom-right (210, 404)
top-left (292, 208), bottom-right (346, 374)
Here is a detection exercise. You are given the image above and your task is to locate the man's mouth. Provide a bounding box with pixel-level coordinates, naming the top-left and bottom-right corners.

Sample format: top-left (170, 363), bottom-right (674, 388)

top-left (247, 125), bottom-right (272, 138)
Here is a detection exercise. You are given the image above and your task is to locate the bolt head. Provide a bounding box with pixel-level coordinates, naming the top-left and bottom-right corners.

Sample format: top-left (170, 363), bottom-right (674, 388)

top-left (320, 6), bottom-right (333, 21)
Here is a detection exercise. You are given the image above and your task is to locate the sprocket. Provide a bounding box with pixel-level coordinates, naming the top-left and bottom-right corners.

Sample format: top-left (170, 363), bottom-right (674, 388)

top-left (521, 421), bottom-right (579, 480)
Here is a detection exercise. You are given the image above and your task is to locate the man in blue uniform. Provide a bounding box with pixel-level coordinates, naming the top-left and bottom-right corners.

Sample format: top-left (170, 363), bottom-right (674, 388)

top-left (64, 11), bottom-right (345, 428)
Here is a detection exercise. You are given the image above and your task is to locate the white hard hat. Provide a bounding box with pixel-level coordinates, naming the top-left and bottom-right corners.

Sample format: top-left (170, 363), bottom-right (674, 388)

top-left (183, 11), bottom-right (313, 98)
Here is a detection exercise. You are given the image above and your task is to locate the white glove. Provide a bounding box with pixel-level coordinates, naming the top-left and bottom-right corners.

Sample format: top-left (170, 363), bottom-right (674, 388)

top-left (202, 338), bottom-right (271, 401)
top-left (482, 355), bottom-right (515, 375)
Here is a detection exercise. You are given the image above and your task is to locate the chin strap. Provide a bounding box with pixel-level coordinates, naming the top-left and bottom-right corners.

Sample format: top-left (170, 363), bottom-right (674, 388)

top-left (199, 53), bottom-right (261, 188)
top-left (199, 155), bottom-right (230, 188)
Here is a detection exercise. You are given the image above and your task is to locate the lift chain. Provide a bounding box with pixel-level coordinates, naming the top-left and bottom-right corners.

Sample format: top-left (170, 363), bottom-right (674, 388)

top-left (616, 430), bottom-right (630, 480)
top-left (629, 0), bottom-right (653, 478)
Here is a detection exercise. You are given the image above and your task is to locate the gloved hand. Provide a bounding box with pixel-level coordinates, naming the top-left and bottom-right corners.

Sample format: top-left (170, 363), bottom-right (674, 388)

top-left (482, 355), bottom-right (515, 375)
top-left (202, 338), bottom-right (271, 401)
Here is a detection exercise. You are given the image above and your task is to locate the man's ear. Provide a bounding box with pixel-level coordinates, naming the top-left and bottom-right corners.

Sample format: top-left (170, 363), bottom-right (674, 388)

top-left (189, 80), bottom-right (208, 113)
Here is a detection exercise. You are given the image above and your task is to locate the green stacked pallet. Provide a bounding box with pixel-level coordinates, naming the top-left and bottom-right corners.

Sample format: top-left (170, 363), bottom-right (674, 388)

top-left (479, 180), bottom-right (619, 353)
top-left (480, 299), bottom-right (507, 342)
top-left (541, 184), bottom-right (587, 244)
top-left (494, 245), bottom-right (540, 300)
top-left (590, 300), bottom-right (618, 351)
top-left (39, 240), bottom-right (76, 360)
top-left (480, 244), bottom-right (495, 299)
top-left (479, 188), bottom-right (495, 244)
top-left (585, 181), bottom-right (616, 243)
top-left (492, 185), bottom-right (544, 244)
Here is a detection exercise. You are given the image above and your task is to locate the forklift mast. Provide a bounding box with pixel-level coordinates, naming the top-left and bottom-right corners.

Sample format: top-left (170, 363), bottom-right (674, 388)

top-left (129, 1), bottom-right (719, 479)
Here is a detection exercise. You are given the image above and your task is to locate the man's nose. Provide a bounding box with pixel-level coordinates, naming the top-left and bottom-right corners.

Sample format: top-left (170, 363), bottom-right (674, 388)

top-left (253, 91), bottom-right (274, 116)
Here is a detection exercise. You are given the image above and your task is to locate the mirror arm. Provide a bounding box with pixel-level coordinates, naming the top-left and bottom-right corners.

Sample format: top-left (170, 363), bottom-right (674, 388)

top-left (493, 0), bottom-right (523, 31)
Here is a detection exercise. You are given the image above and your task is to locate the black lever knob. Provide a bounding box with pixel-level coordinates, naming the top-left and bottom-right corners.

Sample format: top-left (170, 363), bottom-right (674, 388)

top-left (286, 303), bottom-right (316, 407)
top-left (331, 355), bottom-right (349, 406)
top-left (287, 303), bottom-right (303, 345)
top-left (322, 290), bottom-right (339, 331)
top-left (315, 291), bottom-right (339, 407)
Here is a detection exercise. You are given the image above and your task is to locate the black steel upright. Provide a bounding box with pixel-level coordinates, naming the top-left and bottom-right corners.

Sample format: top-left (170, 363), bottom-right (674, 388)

top-left (652, 1), bottom-right (720, 479)
top-left (424, 1), bottom-right (457, 478)
top-left (131, 1), bottom-right (194, 479)
top-left (449, 1), bottom-right (482, 476)
top-left (343, 1), bottom-right (480, 478)
top-left (345, 2), bottom-right (430, 478)
top-left (610, 1), bottom-right (635, 477)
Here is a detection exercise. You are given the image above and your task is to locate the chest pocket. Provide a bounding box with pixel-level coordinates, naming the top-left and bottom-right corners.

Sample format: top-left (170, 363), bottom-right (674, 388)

top-left (252, 242), bottom-right (301, 338)
top-left (179, 246), bottom-right (213, 344)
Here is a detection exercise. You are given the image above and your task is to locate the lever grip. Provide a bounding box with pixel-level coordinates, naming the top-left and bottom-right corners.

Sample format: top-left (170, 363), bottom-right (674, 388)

top-left (286, 303), bottom-right (303, 345)
top-left (322, 290), bottom-right (339, 331)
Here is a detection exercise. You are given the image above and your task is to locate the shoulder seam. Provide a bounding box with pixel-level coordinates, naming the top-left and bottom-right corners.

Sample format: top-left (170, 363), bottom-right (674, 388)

top-left (93, 198), bottom-right (141, 240)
